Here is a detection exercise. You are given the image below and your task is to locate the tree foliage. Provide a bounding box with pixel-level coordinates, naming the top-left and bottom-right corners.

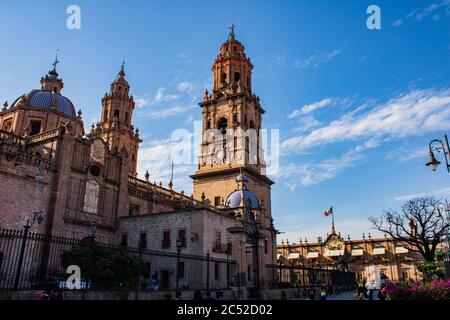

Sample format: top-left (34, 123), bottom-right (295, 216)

top-left (61, 241), bottom-right (148, 289)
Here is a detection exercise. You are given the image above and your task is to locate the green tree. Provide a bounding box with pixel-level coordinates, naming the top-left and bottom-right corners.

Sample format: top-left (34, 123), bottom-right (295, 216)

top-left (61, 241), bottom-right (147, 289)
top-left (416, 261), bottom-right (445, 282)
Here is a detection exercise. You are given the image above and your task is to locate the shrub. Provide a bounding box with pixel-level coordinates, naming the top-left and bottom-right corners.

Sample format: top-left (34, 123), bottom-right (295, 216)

top-left (416, 261), bottom-right (445, 282)
top-left (386, 280), bottom-right (450, 300)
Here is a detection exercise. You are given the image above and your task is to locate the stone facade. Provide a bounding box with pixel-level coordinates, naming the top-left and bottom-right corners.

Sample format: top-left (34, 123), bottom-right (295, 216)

top-left (277, 230), bottom-right (426, 285)
top-left (0, 29), bottom-right (277, 293)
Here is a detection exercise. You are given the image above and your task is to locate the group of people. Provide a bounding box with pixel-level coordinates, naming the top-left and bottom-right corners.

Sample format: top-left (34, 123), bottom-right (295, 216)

top-left (39, 289), bottom-right (63, 301)
top-left (355, 282), bottom-right (387, 300)
top-left (191, 290), bottom-right (222, 300)
top-left (303, 285), bottom-right (334, 300)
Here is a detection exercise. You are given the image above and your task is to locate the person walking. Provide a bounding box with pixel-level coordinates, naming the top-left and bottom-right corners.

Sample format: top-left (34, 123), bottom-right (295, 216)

top-left (319, 287), bottom-right (327, 300)
top-left (193, 290), bottom-right (203, 300)
top-left (355, 284), bottom-right (365, 300)
top-left (307, 288), bottom-right (316, 300)
top-left (367, 282), bottom-right (375, 301)
top-left (377, 284), bottom-right (387, 301)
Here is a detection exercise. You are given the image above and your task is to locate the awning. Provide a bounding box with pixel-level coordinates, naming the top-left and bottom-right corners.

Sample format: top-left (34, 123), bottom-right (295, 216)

top-left (373, 248), bottom-right (386, 255)
top-left (288, 252), bottom-right (300, 260)
top-left (276, 254), bottom-right (283, 260)
top-left (395, 246), bottom-right (408, 254)
top-left (324, 249), bottom-right (344, 257)
top-left (351, 249), bottom-right (364, 256)
top-left (307, 252), bottom-right (319, 259)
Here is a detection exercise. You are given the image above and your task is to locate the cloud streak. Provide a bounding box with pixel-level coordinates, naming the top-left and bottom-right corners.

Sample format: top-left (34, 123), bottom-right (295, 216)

top-left (279, 88), bottom-right (450, 189)
top-left (292, 49), bottom-right (342, 69)
top-left (394, 187), bottom-right (450, 202)
top-left (288, 98), bottom-right (333, 119)
top-left (282, 89), bottom-right (450, 154)
top-left (393, 0), bottom-right (450, 26)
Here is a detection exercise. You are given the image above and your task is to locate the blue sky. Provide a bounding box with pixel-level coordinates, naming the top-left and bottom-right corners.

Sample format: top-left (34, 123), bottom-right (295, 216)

top-left (1, 1), bottom-right (449, 243)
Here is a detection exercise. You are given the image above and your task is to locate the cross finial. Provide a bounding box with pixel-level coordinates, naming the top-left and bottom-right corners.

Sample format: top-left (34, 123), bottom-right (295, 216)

top-left (228, 24), bottom-right (235, 37)
top-left (119, 57), bottom-right (125, 76)
top-left (52, 49), bottom-right (60, 72)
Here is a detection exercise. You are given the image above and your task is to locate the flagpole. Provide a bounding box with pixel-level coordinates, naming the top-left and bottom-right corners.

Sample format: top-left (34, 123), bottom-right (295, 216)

top-left (331, 206), bottom-right (336, 235)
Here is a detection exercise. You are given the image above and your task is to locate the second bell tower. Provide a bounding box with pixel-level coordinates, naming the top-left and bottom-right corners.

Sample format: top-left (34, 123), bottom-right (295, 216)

top-left (95, 62), bottom-right (141, 177)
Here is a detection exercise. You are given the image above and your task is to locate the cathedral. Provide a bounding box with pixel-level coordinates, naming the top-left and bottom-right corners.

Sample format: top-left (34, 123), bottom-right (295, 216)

top-left (0, 28), bottom-right (277, 293)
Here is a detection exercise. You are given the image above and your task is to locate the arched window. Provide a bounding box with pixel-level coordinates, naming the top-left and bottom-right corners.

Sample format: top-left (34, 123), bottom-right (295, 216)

top-left (221, 73), bottom-right (227, 84)
top-left (125, 112), bottom-right (129, 125)
top-left (206, 116), bottom-right (211, 130)
top-left (234, 72), bottom-right (240, 83)
top-left (2, 119), bottom-right (12, 132)
top-left (249, 121), bottom-right (255, 129)
top-left (114, 109), bottom-right (120, 118)
top-left (30, 120), bottom-right (41, 136)
top-left (217, 117), bottom-right (228, 134)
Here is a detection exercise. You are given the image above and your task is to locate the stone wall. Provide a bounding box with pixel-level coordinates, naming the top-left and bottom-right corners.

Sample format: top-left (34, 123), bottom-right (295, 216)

top-left (0, 289), bottom-right (236, 300)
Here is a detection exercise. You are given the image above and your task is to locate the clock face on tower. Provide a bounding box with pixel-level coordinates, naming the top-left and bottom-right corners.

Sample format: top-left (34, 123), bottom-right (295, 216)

top-left (214, 149), bottom-right (224, 164)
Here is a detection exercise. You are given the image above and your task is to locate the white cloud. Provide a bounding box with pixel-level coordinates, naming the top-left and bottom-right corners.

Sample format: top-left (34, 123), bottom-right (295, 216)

top-left (278, 88), bottom-right (450, 189)
top-left (135, 95), bottom-right (149, 108)
top-left (147, 105), bottom-right (196, 119)
top-left (394, 187), bottom-right (450, 202)
top-left (154, 87), bottom-right (180, 103)
top-left (392, 19), bottom-right (404, 27)
top-left (274, 142), bottom-right (375, 189)
top-left (177, 81), bottom-right (196, 93)
top-left (282, 89), bottom-right (450, 154)
top-left (137, 137), bottom-right (196, 193)
top-left (395, 0), bottom-right (450, 25)
top-left (292, 49), bottom-right (342, 69)
top-left (288, 98), bottom-right (333, 119)
top-left (291, 115), bottom-right (321, 133)
top-left (178, 54), bottom-right (193, 64)
top-left (385, 146), bottom-right (428, 163)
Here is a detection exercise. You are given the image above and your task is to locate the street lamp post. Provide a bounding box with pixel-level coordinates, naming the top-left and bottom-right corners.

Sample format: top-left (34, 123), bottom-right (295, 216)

top-left (14, 212), bottom-right (43, 290)
top-left (85, 221), bottom-right (96, 291)
top-left (426, 134), bottom-right (450, 173)
top-left (136, 239), bottom-right (143, 300)
top-left (226, 242), bottom-right (231, 288)
top-left (437, 201), bottom-right (450, 263)
top-left (426, 135), bottom-right (450, 269)
top-left (175, 238), bottom-right (182, 292)
top-left (206, 251), bottom-right (210, 291)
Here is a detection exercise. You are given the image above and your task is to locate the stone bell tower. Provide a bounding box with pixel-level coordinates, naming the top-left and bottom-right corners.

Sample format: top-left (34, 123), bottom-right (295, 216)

top-left (191, 26), bottom-right (274, 219)
top-left (95, 61), bottom-right (141, 176)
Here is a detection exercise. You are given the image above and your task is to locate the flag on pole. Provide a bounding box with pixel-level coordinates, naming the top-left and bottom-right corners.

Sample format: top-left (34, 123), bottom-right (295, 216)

top-left (324, 206), bottom-right (333, 217)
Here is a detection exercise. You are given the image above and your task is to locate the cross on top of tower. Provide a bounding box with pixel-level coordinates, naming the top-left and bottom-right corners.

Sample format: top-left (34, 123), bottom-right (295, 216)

top-left (119, 57), bottom-right (126, 76)
top-left (51, 49), bottom-right (60, 72)
top-left (228, 24), bottom-right (236, 38)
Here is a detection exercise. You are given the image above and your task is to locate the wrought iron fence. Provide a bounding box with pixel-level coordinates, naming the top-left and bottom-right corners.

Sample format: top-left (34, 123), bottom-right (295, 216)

top-left (266, 263), bottom-right (357, 292)
top-left (0, 228), bottom-right (236, 291)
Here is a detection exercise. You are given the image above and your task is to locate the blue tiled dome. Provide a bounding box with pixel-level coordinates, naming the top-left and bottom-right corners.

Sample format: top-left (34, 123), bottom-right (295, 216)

top-left (225, 189), bottom-right (260, 209)
top-left (13, 90), bottom-right (76, 118)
